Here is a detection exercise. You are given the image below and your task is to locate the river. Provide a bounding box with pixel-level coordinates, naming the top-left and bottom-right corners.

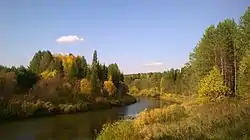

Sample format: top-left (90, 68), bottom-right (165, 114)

top-left (0, 97), bottom-right (170, 140)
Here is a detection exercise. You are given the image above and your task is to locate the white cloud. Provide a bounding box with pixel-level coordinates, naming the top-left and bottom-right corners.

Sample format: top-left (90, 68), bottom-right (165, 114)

top-left (143, 62), bottom-right (163, 66)
top-left (56, 35), bottom-right (84, 44)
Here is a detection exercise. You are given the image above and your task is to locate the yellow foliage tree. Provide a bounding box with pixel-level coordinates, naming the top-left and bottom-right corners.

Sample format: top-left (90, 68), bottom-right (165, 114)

top-left (103, 81), bottom-right (117, 96)
top-left (40, 70), bottom-right (57, 79)
top-left (198, 66), bottom-right (229, 99)
top-left (55, 54), bottom-right (76, 77)
top-left (80, 78), bottom-right (91, 95)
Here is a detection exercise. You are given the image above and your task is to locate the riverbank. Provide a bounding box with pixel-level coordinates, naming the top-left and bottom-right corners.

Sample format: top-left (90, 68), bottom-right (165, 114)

top-left (97, 96), bottom-right (250, 140)
top-left (0, 95), bottom-right (136, 123)
top-left (159, 93), bottom-right (192, 104)
top-left (129, 88), bottom-right (160, 97)
top-left (130, 91), bottom-right (190, 104)
top-left (0, 97), bottom-right (162, 139)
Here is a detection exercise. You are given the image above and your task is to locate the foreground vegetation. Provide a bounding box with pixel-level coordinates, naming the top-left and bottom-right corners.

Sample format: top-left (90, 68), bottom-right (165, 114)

top-left (0, 50), bottom-right (136, 121)
top-left (98, 96), bottom-right (250, 140)
top-left (98, 7), bottom-right (250, 140)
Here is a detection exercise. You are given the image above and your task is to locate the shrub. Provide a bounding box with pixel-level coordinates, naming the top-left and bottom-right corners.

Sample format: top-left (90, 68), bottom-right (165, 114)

top-left (134, 104), bottom-right (187, 128)
top-left (75, 100), bottom-right (88, 111)
top-left (97, 121), bottom-right (141, 140)
top-left (29, 75), bottom-right (62, 99)
top-left (21, 101), bottom-right (36, 117)
top-left (8, 99), bottom-right (22, 117)
top-left (198, 66), bottom-right (229, 99)
top-left (58, 104), bottom-right (76, 113)
top-left (95, 96), bottom-right (108, 104)
top-left (129, 86), bottom-right (139, 95)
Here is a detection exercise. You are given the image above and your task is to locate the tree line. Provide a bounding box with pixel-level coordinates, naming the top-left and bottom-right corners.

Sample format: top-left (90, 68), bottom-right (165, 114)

top-left (0, 50), bottom-right (126, 100)
top-left (125, 7), bottom-right (250, 98)
top-left (0, 50), bottom-right (130, 119)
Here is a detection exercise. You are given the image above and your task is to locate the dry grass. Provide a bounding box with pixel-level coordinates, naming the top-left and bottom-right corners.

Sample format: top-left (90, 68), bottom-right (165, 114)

top-left (160, 93), bottom-right (192, 104)
top-left (97, 96), bottom-right (250, 140)
top-left (130, 88), bottom-right (160, 97)
top-left (134, 104), bottom-right (187, 128)
top-left (97, 120), bottom-right (142, 140)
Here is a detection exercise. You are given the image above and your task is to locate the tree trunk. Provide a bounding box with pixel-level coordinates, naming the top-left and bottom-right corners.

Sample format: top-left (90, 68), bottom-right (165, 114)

top-left (221, 55), bottom-right (224, 80)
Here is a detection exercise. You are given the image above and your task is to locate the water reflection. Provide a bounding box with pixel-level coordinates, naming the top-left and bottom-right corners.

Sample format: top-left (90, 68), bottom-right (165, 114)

top-left (0, 97), bottom-right (169, 140)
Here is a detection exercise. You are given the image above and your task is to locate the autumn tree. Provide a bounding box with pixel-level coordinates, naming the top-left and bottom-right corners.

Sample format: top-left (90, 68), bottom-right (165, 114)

top-left (238, 50), bottom-right (250, 96)
top-left (49, 57), bottom-right (64, 74)
top-left (103, 80), bottom-right (117, 96)
top-left (80, 78), bottom-right (91, 95)
top-left (41, 70), bottom-right (57, 79)
top-left (198, 66), bottom-right (229, 98)
top-left (30, 50), bottom-right (58, 74)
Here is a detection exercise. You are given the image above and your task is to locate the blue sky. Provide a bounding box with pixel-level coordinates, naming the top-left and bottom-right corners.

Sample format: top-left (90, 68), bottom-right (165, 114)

top-left (0, 0), bottom-right (249, 74)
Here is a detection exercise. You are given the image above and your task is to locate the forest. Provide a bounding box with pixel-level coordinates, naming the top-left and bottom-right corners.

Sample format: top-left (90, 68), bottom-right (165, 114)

top-left (97, 7), bottom-right (250, 140)
top-left (0, 50), bottom-right (135, 121)
top-left (125, 6), bottom-right (250, 98)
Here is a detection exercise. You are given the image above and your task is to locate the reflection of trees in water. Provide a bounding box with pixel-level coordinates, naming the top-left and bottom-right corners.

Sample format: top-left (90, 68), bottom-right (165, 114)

top-left (35, 116), bottom-right (79, 140)
top-left (34, 110), bottom-right (121, 139)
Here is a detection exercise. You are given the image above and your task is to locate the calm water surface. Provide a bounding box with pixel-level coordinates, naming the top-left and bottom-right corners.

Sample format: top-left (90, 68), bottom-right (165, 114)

top-left (0, 97), bottom-right (170, 140)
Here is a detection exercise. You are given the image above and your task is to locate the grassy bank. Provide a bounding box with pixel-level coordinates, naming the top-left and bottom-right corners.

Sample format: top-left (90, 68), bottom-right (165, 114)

top-left (129, 87), bottom-right (191, 102)
top-left (129, 88), bottom-right (161, 97)
top-left (97, 96), bottom-right (250, 140)
top-left (159, 93), bottom-right (192, 104)
top-left (0, 94), bottom-right (136, 122)
top-left (129, 88), bottom-right (190, 104)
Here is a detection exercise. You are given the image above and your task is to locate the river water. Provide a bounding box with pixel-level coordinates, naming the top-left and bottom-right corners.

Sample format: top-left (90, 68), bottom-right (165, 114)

top-left (0, 97), bottom-right (170, 140)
